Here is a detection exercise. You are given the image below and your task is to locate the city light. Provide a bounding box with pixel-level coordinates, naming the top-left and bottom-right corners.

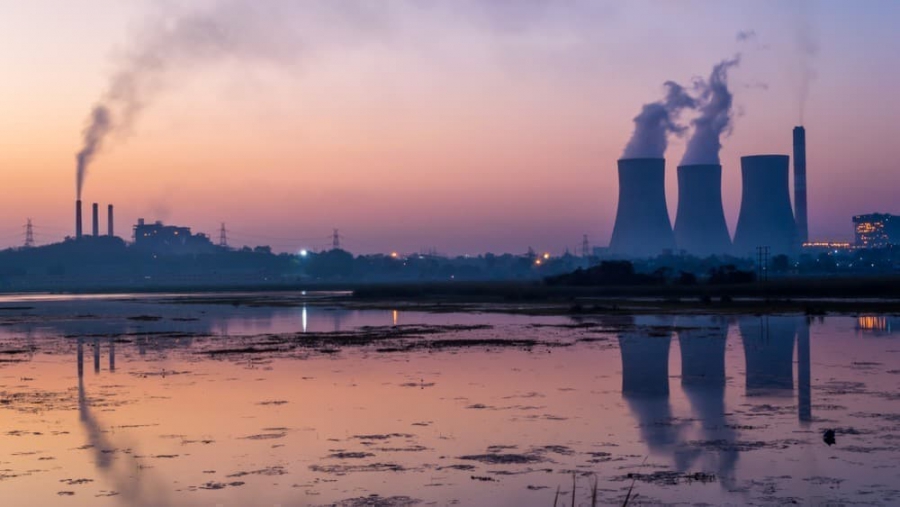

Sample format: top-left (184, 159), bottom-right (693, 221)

top-left (299, 249), bottom-right (308, 257)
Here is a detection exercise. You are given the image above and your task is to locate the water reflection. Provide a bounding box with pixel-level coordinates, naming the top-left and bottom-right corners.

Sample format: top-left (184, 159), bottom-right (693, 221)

top-left (856, 315), bottom-right (900, 335)
top-left (617, 316), bottom-right (678, 455)
top-left (740, 316), bottom-right (797, 395)
top-left (615, 314), bottom-right (813, 487)
top-left (77, 337), bottom-right (166, 506)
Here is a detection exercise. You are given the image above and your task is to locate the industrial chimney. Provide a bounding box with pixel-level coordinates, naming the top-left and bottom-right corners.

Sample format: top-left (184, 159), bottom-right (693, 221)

top-left (732, 155), bottom-right (796, 256)
top-left (92, 203), bottom-right (99, 236)
top-left (75, 200), bottom-right (83, 239)
top-left (108, 204), bottom-right (114, 237)
top-left (673, 164), bottom-right (732, 256)
top-left (609, 158), bottom-right (675, 257)
top-left (793, 126), bottom-right (808, 245)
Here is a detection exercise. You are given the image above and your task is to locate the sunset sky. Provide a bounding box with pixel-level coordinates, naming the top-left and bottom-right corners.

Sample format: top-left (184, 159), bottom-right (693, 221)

top-left (1, 0), bottom-right (898, 254)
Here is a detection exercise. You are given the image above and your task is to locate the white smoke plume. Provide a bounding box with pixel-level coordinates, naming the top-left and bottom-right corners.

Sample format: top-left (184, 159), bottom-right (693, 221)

top-left (621, 81), bottom-right (696, 159)
top-left (74, 1), bottom-right (390, 199)
top-left (794, 2), bottom-right (819, 123)
top-left (680, 56), bottom-right (740, 166)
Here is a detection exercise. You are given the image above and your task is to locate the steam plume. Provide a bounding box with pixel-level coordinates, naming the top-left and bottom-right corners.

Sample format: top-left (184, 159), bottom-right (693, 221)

top-left (680, 57), bottom-right (740, 166)
top-left (794, 2), bottom-right (818, 123)
top-left (621, 81), bottom-right (696, 159)
top-left (74, 1), bottom-right (383, 199)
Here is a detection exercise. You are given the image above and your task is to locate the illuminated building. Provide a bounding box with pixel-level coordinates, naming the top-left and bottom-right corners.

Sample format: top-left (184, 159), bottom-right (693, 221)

top-left (853, 213), bottom-right (900, 248)
top-left (133, 218), bottom-right (215, 254)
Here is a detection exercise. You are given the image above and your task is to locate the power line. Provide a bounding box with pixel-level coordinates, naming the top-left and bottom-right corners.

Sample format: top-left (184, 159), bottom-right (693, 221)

top-left (218, 223), bottom-right (228, 248)
top-left (24, 219), bottom-right (34, 248)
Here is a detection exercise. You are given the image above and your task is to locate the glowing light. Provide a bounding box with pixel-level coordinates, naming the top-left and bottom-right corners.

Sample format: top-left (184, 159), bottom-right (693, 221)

top-left (543, 253), bottom-right (550, 259)
top-left (392, 310), bottom-right (398, 326)
top-left (391, 252), bottom-right (398, 258)
top-left (299, 249), bottom-right (308, 257)
top-left (535, 259), bottom-right (542, 265)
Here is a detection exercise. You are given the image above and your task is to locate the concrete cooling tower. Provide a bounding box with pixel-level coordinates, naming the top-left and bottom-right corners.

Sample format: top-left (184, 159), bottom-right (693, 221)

top-left (732, 155), bottom-right (796, 256)
top-left (609, 158), bottom-right (675, 257)
top-left (673, 164), bottom-right (732, 256)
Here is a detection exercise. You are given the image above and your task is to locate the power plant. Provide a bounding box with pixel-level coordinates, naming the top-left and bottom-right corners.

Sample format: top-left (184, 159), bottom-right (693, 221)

top-left (610, 127), bottom-right (809, 259)
top-left (608, 158), bottom-right (675, 257)
top-left (732, 155), bottom-right (797, 256)
top-left (673, 164), bottom-right (731, 256)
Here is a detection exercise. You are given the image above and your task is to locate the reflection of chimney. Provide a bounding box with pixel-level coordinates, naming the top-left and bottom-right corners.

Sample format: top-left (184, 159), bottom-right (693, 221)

top-left (107, 204), bottom-right (114, 237)
top-left (797, 318), bottom-right (812, 423)
top-left (76, 200), bottom-right (83, 239)
top-left (92, 203), bottom-right (99, 236)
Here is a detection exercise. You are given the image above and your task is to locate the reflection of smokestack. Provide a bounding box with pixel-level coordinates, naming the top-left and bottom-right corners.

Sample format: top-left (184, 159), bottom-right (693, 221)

top-left (732, 155), bottom-right (796, 256)
top-left (76, 200), bottom-right (83, 239)
top-left (793, 126), bottom-right (808, 244)
top-left (92, 203), bottom-right (99, 236)
top-left (108, 204), bottom-right (114, 237)
top-left (609, 158), bottom-right (675, 257)
top-left (673, 164), bottom-right (732, 256)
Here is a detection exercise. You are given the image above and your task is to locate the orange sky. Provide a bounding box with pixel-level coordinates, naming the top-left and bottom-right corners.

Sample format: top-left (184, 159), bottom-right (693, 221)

top-left (1, 1), bottom-right (899, 254)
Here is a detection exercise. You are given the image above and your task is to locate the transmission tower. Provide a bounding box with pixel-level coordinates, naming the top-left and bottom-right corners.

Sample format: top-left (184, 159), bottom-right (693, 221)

top-left (332, 228), bottom-right (341, 250)
top-left (581, 234), bottom-right (590, 258)
top-left (218, 223), bottom-right (228, 248)
top-left (24, 219), bottom-right (34, 248)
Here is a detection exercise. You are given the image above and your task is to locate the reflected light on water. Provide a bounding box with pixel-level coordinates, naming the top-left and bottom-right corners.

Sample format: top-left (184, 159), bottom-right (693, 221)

top-left (857, 315), bottom-right (891, 333)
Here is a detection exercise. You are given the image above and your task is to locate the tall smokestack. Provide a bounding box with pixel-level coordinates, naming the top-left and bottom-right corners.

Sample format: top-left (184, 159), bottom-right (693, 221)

top-left (108, 204), bottom-right (114, 237)
top-left (793, 126), bottom-right (808, 244)
top-left (92, 203), bottom-right (99, 236)
top-left (75, 200), bottom-right (83, 239)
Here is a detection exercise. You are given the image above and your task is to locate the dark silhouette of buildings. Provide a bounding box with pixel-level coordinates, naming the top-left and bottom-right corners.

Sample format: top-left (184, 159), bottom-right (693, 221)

top-left (133, 219), bottom-right (216, 255)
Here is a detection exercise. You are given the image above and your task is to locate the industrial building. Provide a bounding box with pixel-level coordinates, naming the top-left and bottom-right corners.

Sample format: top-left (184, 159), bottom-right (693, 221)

top-left (608, 158), bottom-right (675, 257)
top-left (731, 155), bottom-right (797, 256)
top-left (673, 164), bottom-right (731, 256)
top-left (853, 213), bottom-right (900, 248)
top-left (133, 219), bottom-right (216, 254)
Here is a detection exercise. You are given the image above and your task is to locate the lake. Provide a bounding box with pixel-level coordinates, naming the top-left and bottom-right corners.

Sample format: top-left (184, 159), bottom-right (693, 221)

top-left (0, 293), bottom-right (898, 506)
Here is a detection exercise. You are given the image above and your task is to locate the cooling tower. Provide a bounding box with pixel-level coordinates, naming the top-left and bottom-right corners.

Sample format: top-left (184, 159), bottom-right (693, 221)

top-left (609, 158), bottom-right (675, 257)
top-left (673, 164), bottom-right (732, 256)
top-left (92, 203), bottom-right (99, 236)
top-left (732, 155), bottom-right (796, 256)
top-left (793, 126), bottom-right (808, 245)
top-left (108, 204), bottom-right (114, 237)
top-left (75, 200), bottom-right (83, 239)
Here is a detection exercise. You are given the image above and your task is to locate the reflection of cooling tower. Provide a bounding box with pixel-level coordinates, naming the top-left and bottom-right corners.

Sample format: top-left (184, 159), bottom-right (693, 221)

top-left (677, 316), bottom-right (728, 386)
top-left (619, 315), bottom-right (673, 396)
top-left (739, 316), bottom-right (797, 395)
top-left (674, 164), bottom-right (732, 256)
top-left (732, 155), bottom-right (796, 256)
top-left (609, 158), bottom-right (675, 257)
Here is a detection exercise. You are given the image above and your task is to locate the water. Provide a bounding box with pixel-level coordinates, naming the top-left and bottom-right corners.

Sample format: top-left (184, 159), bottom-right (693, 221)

top-left (0, 293), bottom-right (898, 506)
